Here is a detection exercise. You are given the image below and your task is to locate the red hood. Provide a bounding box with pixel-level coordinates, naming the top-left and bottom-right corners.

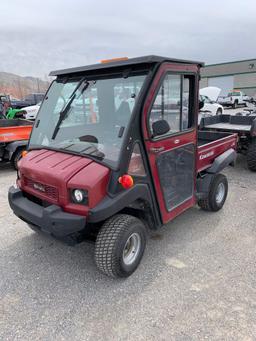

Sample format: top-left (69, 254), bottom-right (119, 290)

top-left (20, 149), bottom-right (93, 184)
top-left (19, 149), bottom-right (110, 213)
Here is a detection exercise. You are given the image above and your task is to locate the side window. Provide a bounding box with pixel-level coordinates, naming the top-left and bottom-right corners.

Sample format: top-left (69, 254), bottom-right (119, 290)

top-left (149, 74), bottom-right (194, 137)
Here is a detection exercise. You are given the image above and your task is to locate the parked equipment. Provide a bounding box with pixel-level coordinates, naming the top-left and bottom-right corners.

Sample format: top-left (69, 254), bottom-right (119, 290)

top-left (5, 108), bottom-right (27, 119)
top-left (0, 119), bottom-right (32, 169)
top-left (8, 56), bottom-right (237, 277)
top-left (6, 102), bottom-right (41, 120)
top-left (199, 87), bottom-right (224, 115)
top-left (200, 114), bottom-right (256, 171)
top-left (10, 93), bottom-right (45, 109)
top-left (218, 90), bottom-right (250, 108)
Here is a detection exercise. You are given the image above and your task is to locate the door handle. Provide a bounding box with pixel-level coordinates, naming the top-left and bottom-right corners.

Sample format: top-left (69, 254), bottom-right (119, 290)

top-left (149, 146), bottom-right (165, 154)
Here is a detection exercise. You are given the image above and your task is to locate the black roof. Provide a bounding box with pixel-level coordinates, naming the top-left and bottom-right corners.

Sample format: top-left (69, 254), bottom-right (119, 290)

top-left (49, 55), bottom-right (204, 77)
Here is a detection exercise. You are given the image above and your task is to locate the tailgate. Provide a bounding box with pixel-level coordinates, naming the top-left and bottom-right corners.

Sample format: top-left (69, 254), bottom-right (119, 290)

top-left (197, 133), bottom-right (237, 172)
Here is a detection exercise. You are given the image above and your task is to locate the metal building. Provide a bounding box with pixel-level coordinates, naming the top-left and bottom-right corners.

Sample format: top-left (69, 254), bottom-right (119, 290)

top-left (200, 58), bottom-right (256, 97)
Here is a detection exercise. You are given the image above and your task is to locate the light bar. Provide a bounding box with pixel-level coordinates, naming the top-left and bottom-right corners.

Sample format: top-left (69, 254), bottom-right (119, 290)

top-left (101, 57), bottom-right (128, 64)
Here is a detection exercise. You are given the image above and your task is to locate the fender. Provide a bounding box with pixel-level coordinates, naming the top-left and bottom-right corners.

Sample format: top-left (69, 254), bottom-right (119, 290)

top-left (196, 148), bottom-right (236, 199)
top-left (88, 183), bottom-right (153, 223)
top-left (5, 140), bottom-right (28, 160)
top-left (196, 173), bottom-right (214, 199)
top-left (206, 148), bottom-right (237, 174)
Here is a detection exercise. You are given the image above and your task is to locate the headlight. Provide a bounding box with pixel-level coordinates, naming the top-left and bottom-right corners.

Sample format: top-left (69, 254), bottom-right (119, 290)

top-left (71, 189), bottom-right (88, 205)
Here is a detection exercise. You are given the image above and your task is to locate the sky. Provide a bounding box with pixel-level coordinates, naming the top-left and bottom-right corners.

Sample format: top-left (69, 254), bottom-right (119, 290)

top-left (0, 0), bottom-right (256, 78)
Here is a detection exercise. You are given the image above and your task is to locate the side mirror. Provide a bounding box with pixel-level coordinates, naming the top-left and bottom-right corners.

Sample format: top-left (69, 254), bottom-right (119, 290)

top-left (199, 100), bottom-right (204, 110)
top-left (152, 119), bottom-right (170, 137)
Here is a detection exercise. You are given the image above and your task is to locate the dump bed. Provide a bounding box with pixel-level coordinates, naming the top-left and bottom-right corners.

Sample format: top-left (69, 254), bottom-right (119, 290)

top-left (0, 119), bottom-right (32, 143)
top-left (200, 114), bottom-right (256, 134)
top-left (197, 130), bottom-right (237, 172)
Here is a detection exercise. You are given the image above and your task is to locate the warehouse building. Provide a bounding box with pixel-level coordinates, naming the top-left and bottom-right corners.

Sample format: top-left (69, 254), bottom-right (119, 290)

top-left (200, 58), bottom-right (256, 97)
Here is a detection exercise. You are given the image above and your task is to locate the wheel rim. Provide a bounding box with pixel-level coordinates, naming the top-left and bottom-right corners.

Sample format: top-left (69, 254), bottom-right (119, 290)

top-left (216, 183), bottom-right (225, 204)
top-left (122, 233), bottom-right (141, 266)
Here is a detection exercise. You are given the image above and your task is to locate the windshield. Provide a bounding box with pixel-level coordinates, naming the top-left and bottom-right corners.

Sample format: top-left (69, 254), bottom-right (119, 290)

top-left (29, 73), bottom-right (147, 167)
top-left (200, 95), bottom-right (211, 104)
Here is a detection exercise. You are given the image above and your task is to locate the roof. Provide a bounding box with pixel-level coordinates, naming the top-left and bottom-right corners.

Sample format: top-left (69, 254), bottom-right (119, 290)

top-left (49, 55), bottom-right (204, 77)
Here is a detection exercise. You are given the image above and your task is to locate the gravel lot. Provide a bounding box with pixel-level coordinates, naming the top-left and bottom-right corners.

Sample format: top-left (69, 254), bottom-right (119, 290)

top-left (1, 139), bottom-right (256, 340)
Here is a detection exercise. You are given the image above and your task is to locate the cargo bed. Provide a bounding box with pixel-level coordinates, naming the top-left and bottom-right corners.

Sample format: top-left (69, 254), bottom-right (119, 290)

top-left (200, 114), bottom-right (256, 133)
top-left (198, 114), bottom-right (256, 171)
top-left (197, 130), bottom-right (237, 172)
top-left (0, 119), bottom-right (32, 143)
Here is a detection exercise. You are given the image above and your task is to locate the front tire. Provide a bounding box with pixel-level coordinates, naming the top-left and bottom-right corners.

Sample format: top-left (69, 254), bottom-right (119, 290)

top-left (198, 174), bottom-right (228, 212)
top-left (247, 140), bottom-right (256, 171)
top-left (11, 148), bottom-right (26, 170)
top-left (233, 100), bottom-right (238, 109)
top-left (95, 214), bottom-right (146, 278)
top-left (216, 108), bottom-right (222, 115)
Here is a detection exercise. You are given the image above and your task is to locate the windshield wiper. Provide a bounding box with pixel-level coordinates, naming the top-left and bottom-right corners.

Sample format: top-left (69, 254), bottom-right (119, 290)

top-left (58, 142), bottom-right (105, 160)
top-left (51, 78), bottom-right (89, 140)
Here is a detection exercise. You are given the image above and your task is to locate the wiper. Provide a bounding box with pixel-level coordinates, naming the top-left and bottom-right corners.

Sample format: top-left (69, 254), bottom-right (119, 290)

top-left (51, 78), bottom-right (89, 140)
top-left (80, 145), bottom-right (105, 160)
top-left (59, 142), bottom-right (105, 160)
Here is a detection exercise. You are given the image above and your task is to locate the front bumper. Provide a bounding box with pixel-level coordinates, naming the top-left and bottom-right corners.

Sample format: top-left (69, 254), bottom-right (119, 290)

top-left (8, 187), bottom-right (86, 241)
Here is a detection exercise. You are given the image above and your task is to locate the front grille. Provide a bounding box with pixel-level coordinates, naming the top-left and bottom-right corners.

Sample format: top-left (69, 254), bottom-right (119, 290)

top-left (23, 191), bottom-right (51, 207)
top-left (24, 177), bottom-right (59, 201)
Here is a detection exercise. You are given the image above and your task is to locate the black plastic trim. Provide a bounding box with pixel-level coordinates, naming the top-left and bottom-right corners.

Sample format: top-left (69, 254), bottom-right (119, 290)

top-left (206, 149), bottom-right (237, 174)
top-left (88, 184), bottom-right (153, 223)
top-left (50, 55), bottom-right (204, 76)
top-left (8, 186), bottom-right (86, 237)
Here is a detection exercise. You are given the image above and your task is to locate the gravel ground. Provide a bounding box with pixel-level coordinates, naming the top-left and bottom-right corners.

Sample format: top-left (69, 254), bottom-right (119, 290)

top-left (0, 153), bottom-right (256, 340)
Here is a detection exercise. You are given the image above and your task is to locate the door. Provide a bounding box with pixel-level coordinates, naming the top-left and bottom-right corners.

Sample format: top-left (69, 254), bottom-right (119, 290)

top-left (143, 63), bottom-right (198, 224)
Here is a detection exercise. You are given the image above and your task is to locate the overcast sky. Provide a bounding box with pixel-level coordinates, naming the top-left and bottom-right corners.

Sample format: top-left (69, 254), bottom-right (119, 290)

top-left (0, 0), bottom-right (255, 78)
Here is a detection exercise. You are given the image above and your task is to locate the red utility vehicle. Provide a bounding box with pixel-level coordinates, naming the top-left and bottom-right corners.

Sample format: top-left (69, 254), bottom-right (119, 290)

top-left (0, 119), bottom-right (32, 169)
top-left (8, 56), bottom-right (237, 277)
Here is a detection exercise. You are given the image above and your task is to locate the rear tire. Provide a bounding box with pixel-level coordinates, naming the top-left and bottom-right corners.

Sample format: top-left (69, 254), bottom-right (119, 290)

top-left (216, 108), bottom-right (222, 115)
top-left (233, 100), bottom-right (238, 109)
top-left (198, 174), bottom-right (228, 212)
top-left (11, 148), bottom-right (25, 170)
top-left (95, 214), bottom-right (146, 278)
top-left (247, 140), bottom-right (256, 171)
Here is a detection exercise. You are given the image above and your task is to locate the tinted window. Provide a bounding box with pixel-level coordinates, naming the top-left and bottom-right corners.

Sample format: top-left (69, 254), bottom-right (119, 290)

top-left (149, 74), bottom-right (194, 137)
top-left (29, 74), bottom-right (147, 168)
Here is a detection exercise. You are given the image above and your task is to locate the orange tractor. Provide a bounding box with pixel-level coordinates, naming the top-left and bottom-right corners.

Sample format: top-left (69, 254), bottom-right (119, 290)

top-left (0, 119), bottom-right (32, 169)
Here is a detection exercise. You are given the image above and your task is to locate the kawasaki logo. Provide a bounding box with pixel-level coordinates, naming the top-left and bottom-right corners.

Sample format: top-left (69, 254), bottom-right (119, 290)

top-left (33, 183), bottom-right (45, 192)
top-left (199, 151), bottom-right (214, 160)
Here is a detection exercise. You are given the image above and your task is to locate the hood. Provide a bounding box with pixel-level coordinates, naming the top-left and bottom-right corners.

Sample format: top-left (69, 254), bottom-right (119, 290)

top-left (200, 87), bottom-right (221, 102)
top-left (19, 149), bottom-right (93, 204)
top-left (19, 149), bottom-right (110, 210)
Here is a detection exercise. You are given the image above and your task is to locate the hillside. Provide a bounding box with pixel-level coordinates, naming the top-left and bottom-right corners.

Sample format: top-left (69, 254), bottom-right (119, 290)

top-left (0, 72), bottom-right (50, 99)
